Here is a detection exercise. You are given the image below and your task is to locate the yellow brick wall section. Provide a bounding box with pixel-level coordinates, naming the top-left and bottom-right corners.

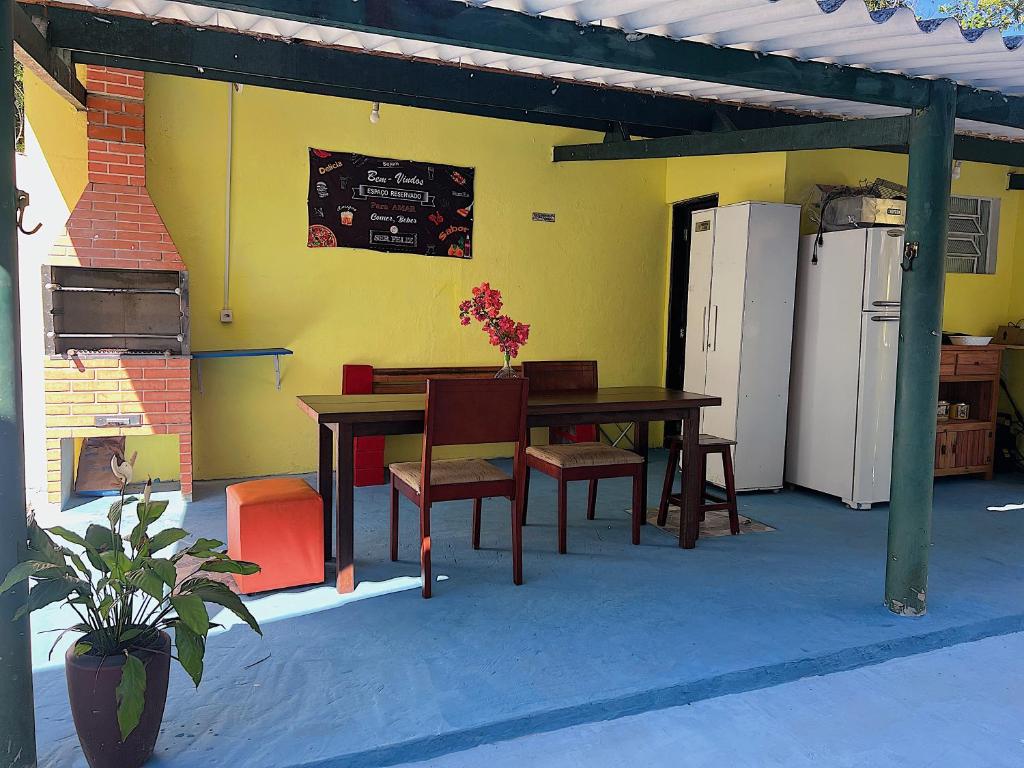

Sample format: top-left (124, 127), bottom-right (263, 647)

top-left (43, 358), bottom-right (192, 502)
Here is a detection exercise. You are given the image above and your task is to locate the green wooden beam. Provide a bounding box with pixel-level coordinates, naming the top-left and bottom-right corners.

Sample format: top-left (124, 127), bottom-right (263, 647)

top-left (956, 86), bottom-right (1024, 132)
top-left (37, 2), bottom-right (1024, 131)
top-left (885, 80), bottom-right (957, 618)
top-left (1010, 173), bottom-right (1024, 190)
top-left (43, 6), bottom-right (1024, 156)
top-left (12, 2), bottom-right (85, 109)
top-left (553, 116), bottom-right (913, 162)
top-left (40, 7), bottom-right (831, 139)
top-left (953, 135), bottom-right (1024, 167)
top-left (0, 0), bottom-right (37, 762)
top-left (40, 7), bottom-right (707, 138)
top-left (76, 52), bottom-right (632, 135)
top-left (864, 137), bottom-right (1024, 168)
top-left (119, 0), bottom-right (932, 110)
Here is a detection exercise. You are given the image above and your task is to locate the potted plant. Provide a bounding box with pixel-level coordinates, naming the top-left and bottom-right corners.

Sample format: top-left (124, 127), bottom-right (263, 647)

top-left (459, 282), bottom-right (531, 377)
top-left (0, 455), bottom-right (263, 768)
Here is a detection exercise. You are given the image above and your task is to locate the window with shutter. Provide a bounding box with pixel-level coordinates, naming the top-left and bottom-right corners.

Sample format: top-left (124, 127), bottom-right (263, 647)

top-left (946, 195), bottom-right (1000, 275)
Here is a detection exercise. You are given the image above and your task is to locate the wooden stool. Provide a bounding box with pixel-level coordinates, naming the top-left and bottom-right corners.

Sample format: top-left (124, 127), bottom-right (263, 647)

top-left (657, 434), bottom-right (739, 536)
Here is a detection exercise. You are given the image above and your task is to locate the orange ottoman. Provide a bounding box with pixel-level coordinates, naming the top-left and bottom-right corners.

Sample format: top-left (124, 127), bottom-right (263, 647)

top-left (227, 478), bottom-right (324, 594)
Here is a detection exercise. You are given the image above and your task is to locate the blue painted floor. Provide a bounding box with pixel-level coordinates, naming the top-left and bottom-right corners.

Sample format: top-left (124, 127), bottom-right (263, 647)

top-left (30, 451), bottom-right (1024, 767)
top-left (396, 632), bottom-right (1024, 768)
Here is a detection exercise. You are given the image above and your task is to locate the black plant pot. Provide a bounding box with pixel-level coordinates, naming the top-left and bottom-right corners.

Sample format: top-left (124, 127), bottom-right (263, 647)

top-left (65, 630), bottom-right (171, 768)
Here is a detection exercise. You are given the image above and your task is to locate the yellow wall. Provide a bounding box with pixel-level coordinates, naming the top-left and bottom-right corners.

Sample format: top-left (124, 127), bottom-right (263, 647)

top-left (665, 153), bottom-right (788, 207)
top-left (1005, 201), bottom-right (1024, 410)
top-left (20, 68), bottom-right (89, 506)
top-left (145, 76), bottom-right (669, 479)
top-left (784, 149), bottom-right (1022, 336)
top-left (665, 149), bottom-right (1024, 337)
top-left (31, 68), bottom-right (1023, 482)
top-left (22, 68), bottom-right (88, 207)
top-left (72, 435), bottom-right (179, 484)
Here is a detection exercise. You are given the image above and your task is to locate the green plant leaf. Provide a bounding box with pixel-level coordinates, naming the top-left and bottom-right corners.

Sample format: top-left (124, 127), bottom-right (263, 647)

top-left (108, 499), bottom-right (125, 527)
top-left (98, 594), bottom-right (114, 620)
top-left (170, 594), bottom-right (208, 637)
top-left (62, 550), bottom-right (90, 580)
top-left (0, 560), bottom-right (68, 594)
top-left (14, 577), bottom-right (84, 620)
top-left (146, 528), bottom-right (189, 556)
top-left (27, 518), bottom-right (65, 566)
top-left (199, 560), bottom-right (260, 576)
top-left (47, 525), bottom-right (91, 549)
top-left (139, 499), bottom-right (169, 527)
top-left (100, 550), bottom-right (133, 580)
top-left (119, 627), bottom-right (148, 645)
top-left (173, 621), bottom-right (205, 687)
top-left (74, 641), bottom-right (92, 656)
top-left (84, 523), bottom-right (123, 573)
top-left (183, 578), bottom-right (262, 636)
top-left (47, 624), bottom-right (93, 660)
top-left (86, 523), bottom-right (123, 552)
top-left (115, 653), bottom-right (147, 741)
top-left (130, 500), bottom-right (170, 549)
top-left (145, 558), bottom-right (177, 589)
top-left (131, 568), bottom-right (166, 602)
top-left (184, 538), bottom-right (226, 557)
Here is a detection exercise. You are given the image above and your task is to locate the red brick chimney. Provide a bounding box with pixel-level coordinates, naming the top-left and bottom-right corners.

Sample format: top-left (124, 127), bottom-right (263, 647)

top-left (44, 66), bottom-right (192, 504)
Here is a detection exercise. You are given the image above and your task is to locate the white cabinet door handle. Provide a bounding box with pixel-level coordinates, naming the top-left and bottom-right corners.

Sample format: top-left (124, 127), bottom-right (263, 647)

top-left (701, 306), bottom-right (707, 351)
top-left (712, 305), bottom-right (720, 351)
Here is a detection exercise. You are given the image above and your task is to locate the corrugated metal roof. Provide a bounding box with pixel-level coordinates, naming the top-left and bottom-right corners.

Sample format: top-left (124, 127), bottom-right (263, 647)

top-left (49, 0), bottom-right (1024, 142)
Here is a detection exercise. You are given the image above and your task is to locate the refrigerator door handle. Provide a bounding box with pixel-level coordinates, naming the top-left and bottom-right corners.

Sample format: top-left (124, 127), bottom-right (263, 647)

top-left (701, 306), bottom-right (707, 351)
top-left (872, 300), bottom-right (901, 308)
top-left (870, 315), bottom-right (900, 322)
top-left (712, 305), bottom-right (719, 351)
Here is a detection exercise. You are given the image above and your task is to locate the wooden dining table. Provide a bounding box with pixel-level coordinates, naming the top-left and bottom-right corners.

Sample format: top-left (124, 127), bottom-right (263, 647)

top-left (297, 386), bottom-right (721, 593)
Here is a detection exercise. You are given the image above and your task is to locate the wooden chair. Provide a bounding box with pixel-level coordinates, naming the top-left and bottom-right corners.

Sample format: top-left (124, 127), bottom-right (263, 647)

top-left (657, 434), bottom-right (739, 536)
top-left (521, 361), bottom-right (645, 552)
top-left (389, 377), bottom-right (529, 598)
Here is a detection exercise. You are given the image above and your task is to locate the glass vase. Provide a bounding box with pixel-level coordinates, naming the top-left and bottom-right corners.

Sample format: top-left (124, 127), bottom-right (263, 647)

top-left (495, 354), bottom-right (518, 379)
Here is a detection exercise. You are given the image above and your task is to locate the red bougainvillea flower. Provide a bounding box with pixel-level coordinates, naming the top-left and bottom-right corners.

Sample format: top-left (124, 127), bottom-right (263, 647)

top-left (459, 283), bottom-right (530, 361)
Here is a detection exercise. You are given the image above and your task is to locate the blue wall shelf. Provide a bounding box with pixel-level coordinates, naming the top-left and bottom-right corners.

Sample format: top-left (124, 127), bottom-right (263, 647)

top-left (191, 347), bottom-right (293, 392)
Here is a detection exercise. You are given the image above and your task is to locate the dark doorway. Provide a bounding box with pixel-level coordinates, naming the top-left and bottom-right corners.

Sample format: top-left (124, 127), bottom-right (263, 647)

top-left (665, 194), bottom-right (718, 438)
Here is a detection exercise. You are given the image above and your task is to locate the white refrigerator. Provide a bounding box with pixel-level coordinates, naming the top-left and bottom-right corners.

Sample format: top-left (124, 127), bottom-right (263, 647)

top-left (683, 201), bottom-right (800, 492)
top-left (785, 227), bottom-right (904, 509)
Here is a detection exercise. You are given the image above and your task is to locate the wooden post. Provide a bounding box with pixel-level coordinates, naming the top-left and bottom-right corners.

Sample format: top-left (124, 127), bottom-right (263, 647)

top-left (0, 0), bottom-right (37, 762)
top-left (885, 80), bottom-right (957, 617)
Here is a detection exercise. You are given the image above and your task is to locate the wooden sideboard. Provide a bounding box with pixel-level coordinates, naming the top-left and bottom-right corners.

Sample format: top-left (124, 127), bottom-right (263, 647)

top-left (935, 344), bottom-right (1003, 479)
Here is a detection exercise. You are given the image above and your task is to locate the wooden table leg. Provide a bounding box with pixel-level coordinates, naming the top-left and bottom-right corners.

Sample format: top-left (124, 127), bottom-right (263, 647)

top-left (635, 421), bottom-right (649, 526)
top-left (318, 423), bottom-right (334, 560)
top-left (679, 409), bottom-right (700, 549)
top-left (335, 423), bottom-right (355, 593)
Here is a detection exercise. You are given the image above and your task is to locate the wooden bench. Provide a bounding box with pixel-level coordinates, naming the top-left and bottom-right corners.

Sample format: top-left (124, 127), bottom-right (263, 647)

top-left (346, 364), bottom-right (523, 395)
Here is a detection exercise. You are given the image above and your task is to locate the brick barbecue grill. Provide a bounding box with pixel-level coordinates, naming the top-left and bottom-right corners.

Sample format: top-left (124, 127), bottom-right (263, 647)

top-left (43, 66), bottom-right (193, 504)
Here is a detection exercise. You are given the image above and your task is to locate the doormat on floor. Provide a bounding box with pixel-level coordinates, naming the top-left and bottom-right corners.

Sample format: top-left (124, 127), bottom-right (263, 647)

top-left (629, 505), bottom-right (775, 538)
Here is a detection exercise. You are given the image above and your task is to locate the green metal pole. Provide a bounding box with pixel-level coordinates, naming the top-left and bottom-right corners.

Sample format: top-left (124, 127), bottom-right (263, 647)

top-left (885, 79), bottom-right (957, 617)
top-left (0, 0), bottom-right (36, 763)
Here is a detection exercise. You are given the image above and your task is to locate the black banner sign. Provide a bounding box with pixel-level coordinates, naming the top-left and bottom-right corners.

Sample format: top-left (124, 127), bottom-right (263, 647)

top-left (307, 149), bottom-right (474, 258)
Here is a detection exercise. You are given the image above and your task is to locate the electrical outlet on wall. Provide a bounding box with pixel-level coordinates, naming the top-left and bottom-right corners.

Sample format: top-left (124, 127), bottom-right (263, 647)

top-left (220, 309), bottom-right (234, 324)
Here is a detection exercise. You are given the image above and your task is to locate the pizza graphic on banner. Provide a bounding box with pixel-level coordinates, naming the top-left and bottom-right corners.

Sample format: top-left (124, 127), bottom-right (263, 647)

top-left (307, 149), bottom-right (474, 258)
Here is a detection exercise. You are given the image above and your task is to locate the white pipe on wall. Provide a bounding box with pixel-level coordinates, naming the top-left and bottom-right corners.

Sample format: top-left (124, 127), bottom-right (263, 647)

top-left (223, 82), bottom-right (235, 314)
